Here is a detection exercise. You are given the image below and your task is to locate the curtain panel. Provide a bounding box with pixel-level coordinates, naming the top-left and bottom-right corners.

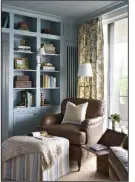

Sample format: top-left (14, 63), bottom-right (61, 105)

top-left (77, 17), bottom-right (104, 100)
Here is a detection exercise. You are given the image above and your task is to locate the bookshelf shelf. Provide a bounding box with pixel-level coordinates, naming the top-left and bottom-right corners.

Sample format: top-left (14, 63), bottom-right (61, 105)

top-left (2, 28), bottom-right (10, 33)
top-left (14, 50), bottom-right (34, 54)
top-left (14, 106), bottom-right (37, 110)
top-left (40, 87), bottom-right (60, 89)
top-left (14, 69), bottom-right (36, 72)
top-left (40, 105), bottom-right (59, 108)
top-left (45, 53), bottom-right (60, 56)
top-left (40, 33), bottom-right (60, 40)
top-left (14, 88), bottom-right (36, 90)
top-left (14, 29), bottom-right (37, 37)
top-left (40, 70), bottom-right (60, 73)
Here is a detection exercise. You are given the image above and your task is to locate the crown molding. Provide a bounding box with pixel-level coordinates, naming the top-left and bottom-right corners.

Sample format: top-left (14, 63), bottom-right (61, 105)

top-left (2, 4), bottom-right (76, 24)
top-left (75, 1), bottom-right (128, 24)
top-left (102, 5), bottom-right (128, 24)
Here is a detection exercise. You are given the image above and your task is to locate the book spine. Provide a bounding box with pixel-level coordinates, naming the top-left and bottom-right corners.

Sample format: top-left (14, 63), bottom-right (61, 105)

top-left (50, 76), bottom-right (52, 88)
top-left (30, 93), bottom-right (32, 106)
top-left (48, 76), bottom-right (50, 88)
top-left (53, 77), bottom-right (56, 87)
top-left (42, 75), bottom-right (44, 88)
top-left (46, 75), bottom-right (48, 88)
top-left (44, 75), bottom-right (46, 88)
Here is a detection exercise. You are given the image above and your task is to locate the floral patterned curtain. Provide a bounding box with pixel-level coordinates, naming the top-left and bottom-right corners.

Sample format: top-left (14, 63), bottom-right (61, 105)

top-left (77, 17), bottom-right (104, 100)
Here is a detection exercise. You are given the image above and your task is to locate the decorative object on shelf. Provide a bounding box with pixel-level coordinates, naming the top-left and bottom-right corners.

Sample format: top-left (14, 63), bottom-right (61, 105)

top-left (15, 81), bottom-right (32, 88)
top-left (40, 93), bottom-right (44, 106)
top-left (41, 28), bottom-right (53, 34)
top-left (108, 113), bottom-right (121, 130)
top-left (20, 40), bottom-right (26, 46)
top-left (18, 22), bottom-right (29, 31)
top-left (41, 62), bottom-right (55, 71)
top-left (42, 75), bottom-right (56, 88)
top-left (14, 39), bottom-right (32, 53)
top-left (16, 75), bottom-right (29, 81)
top-left (37, 44), bottom-right (46, 66)
top-left (44, 43), bottom-right (56, 54)
top-left (77, 63), bottom-right (92, 98)
top-left (40, 93), bottom-right (50, 106)
top-left (14, 58), bottom-right (29, 69)
top-left (20, 91), bottom-right (27, 107)
top-left (15, 75), bottom-right (32, 88)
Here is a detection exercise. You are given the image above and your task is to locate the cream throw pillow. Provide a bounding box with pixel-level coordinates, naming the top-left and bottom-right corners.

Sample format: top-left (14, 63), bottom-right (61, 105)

top-left (62, 101), bottom-right (88, 125)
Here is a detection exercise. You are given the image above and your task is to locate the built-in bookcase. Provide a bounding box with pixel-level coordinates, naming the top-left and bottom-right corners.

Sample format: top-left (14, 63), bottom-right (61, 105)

top-left (2, 10), bottom-right (61, 110)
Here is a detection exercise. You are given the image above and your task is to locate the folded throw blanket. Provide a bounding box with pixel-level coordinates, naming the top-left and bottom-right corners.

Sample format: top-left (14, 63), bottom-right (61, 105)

top-left (2, 135), bottom-right (62, 170)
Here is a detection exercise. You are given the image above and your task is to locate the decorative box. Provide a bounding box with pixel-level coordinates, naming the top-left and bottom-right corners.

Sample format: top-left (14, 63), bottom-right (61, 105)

top-left (15, 81), bottom-right (32, 88)
top-left (43, 66), bottom-right (55, 71)
top-left (44, 44), bottom-right (56, 54)
top-left (16, 75), bottom-right (29, 81)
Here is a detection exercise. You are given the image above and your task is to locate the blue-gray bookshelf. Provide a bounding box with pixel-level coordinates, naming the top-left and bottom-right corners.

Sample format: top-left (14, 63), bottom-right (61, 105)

top-left (2, 10), bottom-right (61, 110)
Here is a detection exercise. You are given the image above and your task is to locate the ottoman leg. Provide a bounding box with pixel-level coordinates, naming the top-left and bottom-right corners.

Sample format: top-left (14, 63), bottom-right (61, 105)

top-left (78, 161), bottom-right (81, 171)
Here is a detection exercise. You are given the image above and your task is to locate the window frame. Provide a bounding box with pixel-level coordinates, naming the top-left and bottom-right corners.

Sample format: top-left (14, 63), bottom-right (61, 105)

top-left (103, 12), bottom-right (128, 129)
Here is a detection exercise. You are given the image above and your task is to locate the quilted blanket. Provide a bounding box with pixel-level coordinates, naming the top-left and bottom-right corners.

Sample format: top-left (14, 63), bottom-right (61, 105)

top-left (2, 135), bottom-right (62, 170)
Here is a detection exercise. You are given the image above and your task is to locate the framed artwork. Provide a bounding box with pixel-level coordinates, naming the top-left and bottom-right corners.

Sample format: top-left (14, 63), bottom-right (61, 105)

top-left (14, 58), bottom-right (29, 69)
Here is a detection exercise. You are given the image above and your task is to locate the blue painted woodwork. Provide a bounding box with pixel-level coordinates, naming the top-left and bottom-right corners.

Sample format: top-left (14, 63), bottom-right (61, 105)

top-left (1, 6), bottom-right (78, 137)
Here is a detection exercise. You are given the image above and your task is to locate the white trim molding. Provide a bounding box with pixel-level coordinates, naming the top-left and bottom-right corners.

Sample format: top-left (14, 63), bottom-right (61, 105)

top-left (102, 5), bottom-right (128, 24)
top-left (75, 1), bottom-right (128, 24)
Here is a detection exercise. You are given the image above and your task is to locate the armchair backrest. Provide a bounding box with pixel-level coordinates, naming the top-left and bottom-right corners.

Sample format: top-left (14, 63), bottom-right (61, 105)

top-left (61, 98), bottom-right (104, 119)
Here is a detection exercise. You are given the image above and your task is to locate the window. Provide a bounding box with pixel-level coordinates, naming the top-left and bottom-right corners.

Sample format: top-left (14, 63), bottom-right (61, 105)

top-left (103, 17), bottom-right (128, 131)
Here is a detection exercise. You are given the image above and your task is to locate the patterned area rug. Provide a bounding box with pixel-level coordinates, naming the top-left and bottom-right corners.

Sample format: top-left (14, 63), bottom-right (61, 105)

top-left (57, 156), bottom-right (109, 181)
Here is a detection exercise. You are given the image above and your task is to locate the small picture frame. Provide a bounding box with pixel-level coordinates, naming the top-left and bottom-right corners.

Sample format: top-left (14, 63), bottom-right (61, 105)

top-left (14, 58), bottom-right (29, 69)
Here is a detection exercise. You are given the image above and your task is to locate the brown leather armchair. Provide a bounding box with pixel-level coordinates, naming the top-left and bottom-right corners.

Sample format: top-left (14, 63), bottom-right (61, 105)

top-left (37, 98), bottom-right (104, 171)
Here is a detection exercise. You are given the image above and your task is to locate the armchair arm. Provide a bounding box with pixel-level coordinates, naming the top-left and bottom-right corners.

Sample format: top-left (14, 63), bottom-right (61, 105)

top-left (80, 116), bottom-right (104, 145)
top-left (36, 113), bottom-right (63, 130)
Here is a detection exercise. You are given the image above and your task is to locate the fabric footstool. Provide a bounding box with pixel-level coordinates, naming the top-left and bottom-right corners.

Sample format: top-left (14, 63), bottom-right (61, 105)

top-left (2, 136), bottom-right (70, 181)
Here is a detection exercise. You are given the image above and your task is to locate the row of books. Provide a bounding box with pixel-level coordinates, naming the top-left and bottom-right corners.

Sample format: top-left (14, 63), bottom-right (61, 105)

top-left (42, 75), bottom-right (56, 88)
top-left (16, 91), bottom-right (34, 108)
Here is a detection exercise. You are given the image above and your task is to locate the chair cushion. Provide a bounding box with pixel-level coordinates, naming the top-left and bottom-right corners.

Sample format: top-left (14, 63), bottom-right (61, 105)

top-left (45, 124), bottom-right (86, 145)
top-left (62, 101), bottom-right (88, 125)
top-left (109, 146), bottom-right (128, 181)
top-left (61, 98), bottom-right (104, 118)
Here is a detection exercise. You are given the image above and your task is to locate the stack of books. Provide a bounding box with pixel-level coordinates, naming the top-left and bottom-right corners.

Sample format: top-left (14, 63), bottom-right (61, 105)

top-left (90, 144), bottom-right (107, 151)
top-left (42, 75), bottom-right (56, 88)
top-left (43, 66), bottom-right (55, 71)
top-left (14, 46), bottom-right (32, 53)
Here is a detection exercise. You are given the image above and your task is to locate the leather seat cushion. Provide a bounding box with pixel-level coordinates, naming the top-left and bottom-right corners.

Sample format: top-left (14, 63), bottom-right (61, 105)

top-left (109, 146), bottom-right (128, 181)
top-left (45, 124), bottom-right (86, 145)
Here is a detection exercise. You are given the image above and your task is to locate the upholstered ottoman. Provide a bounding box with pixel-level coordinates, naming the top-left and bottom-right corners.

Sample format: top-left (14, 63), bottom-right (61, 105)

top-left (2, 136), bottom-right (70, 181)
top-left (109, 146), bottom-right (128, 181)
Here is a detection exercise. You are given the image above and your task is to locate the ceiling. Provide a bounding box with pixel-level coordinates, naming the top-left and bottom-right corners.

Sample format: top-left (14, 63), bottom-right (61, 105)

top-left (2, 1), bottom-right (120, 20)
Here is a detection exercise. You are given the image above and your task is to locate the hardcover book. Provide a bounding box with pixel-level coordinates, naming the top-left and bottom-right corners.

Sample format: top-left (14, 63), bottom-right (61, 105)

top-left (90, 144), bottom-right (107, 151)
